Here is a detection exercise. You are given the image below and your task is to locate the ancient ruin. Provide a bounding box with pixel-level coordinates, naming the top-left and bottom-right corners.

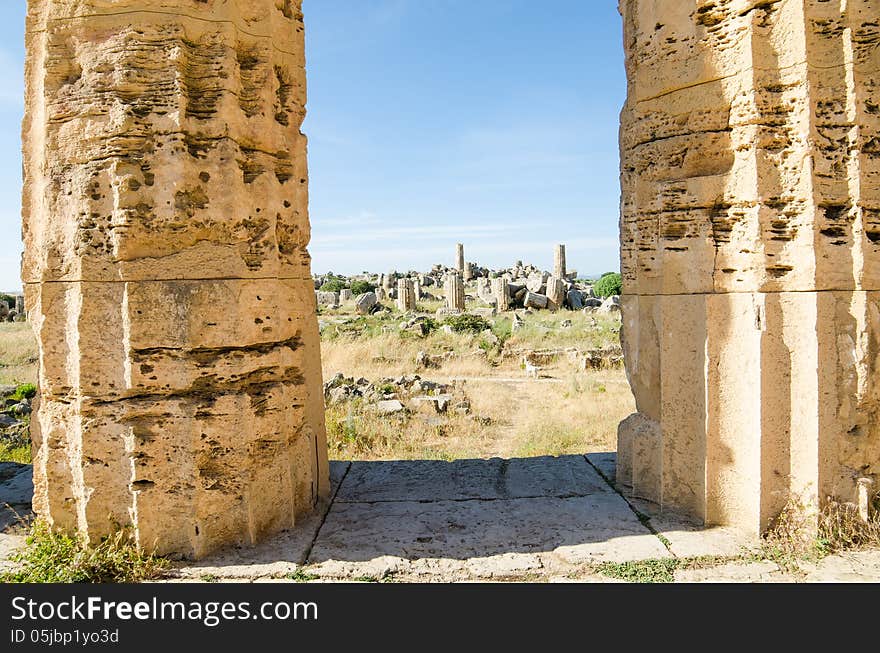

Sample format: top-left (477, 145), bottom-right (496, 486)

top-left (444, 271), bottom-right (466, 312)
top-left (397, 278), bottom-right (416, 312)
top-left (554, 244), bottom-right (566, 280)
top-left (22, 0), bottom-right (328, 558)
top-left (619, 0), bottom-right (880, 535)
top-left (18, 0), bottom-right (880, 561)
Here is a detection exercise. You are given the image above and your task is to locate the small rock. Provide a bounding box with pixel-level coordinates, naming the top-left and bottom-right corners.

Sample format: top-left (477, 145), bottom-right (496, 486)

top-left (374, 399), bottom-right (406, 415)
top-left (9, 403), bottom-right (30, 416)
top-left (0, 415), bottom-right (21, 429)
top-left (355, 292), bottom-right (378, 315)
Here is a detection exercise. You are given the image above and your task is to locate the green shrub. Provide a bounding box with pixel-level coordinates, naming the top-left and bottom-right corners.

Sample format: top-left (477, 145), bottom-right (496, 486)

top-left (594, 272), bottom-right (622, 298)
top-left (0, 294), bottom-right (13, 310)
top-left (1, 521), bottom-right (168, 583)
top-left (11, 383), bottom-right (37, 401)
top-left (320, 279), bottom-right (347, 293)
top-left (491, 317), bottom-right (512, 343)
top-left (443, 314), bottom-right (490, 334)
top-left (350, 280), bottom-right (376, 296)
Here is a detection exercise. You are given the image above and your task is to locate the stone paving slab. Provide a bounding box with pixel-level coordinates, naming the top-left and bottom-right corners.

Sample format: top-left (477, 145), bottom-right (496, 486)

top-left (801, 550), bottom-right (880, 582)
top-left (625, 493), bottom-right (756, 559)
top-left (336, 455), bottom-right (609, 503)
top-left (585, 452), bottom-right (616, 485)
top-left (308, 492), bottom-right (670, 567)
top-left (674, 561), bottom-right (785, 583)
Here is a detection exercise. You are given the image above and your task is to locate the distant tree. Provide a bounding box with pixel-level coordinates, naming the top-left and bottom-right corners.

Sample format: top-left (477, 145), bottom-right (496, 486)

top-left (594, 272), bottom-right (622, 298)
top-left (320, 279), bottom-right (347, 293)
top-left (0, 294), bottom-right (13, 309)
top-left (350, 280), bottom-right (376, 296)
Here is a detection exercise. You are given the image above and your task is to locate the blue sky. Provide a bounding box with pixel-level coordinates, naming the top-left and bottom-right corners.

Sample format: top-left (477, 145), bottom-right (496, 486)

top-left (0, 1), bottom-right (624, 289)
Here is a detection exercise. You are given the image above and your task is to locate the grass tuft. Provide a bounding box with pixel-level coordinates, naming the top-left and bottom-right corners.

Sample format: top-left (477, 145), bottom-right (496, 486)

top-left (760, 494), bottom-right (880, 571)
top-left (596, 558), bottom-right (680, 583)
top-left (1, 521), bottom-right (168, 583)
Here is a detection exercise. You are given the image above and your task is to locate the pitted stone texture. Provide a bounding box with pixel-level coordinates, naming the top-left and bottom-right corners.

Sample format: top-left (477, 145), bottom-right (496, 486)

top-left (619, 0), bottom-right (880, 536)
top-left (620, 0), bottom-right (880, 295)
top-left (22, 0), bottom-right (328, 558)
top-left (175, 462), bottom-right (350, 579)
top-left (22, 0), bottom-right (312, 284)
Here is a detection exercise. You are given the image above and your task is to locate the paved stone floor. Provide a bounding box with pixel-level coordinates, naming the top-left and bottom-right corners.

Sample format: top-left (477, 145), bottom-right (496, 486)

top-left (2, 456), bottom-right (879, 582)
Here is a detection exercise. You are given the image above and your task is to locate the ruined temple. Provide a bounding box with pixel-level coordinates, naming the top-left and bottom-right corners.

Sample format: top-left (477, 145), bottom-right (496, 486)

top-left (18, 0), bottom-right (880, 558)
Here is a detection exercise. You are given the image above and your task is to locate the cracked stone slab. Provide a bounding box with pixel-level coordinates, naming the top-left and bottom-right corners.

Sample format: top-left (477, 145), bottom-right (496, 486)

top-left (625, 495), bottom-right (755, 559)
top-left (585, 452), bottom-right (616, 485)
top-left (308, 492), bottom-right (669, 567)
top-left (336, 455), bottom-right (610, 503)
top-left (647, 516), bottom-right (754, 558)
top-left (176, 461), bottom-right (351, 579)
top-left (465, 553), bottom-right (543, 579)
top-left (801, 550), bottom-right (880, 582)
top-left (674, 561), bottom-right (785, 583)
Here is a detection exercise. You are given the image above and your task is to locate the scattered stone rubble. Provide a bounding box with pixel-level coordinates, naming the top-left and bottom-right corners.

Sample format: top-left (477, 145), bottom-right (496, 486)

top-left (315, 244), bottom-right (613, 315)
top-left (0, 296), bottom-right (26, 323)
top-left (323, 373), bottom-right (471, 416)
top-left (0, 387), bottom-right (32, 449)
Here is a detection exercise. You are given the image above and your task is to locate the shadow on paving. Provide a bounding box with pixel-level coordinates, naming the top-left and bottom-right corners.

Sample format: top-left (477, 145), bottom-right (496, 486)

top-left (306, 454), bottom-right (669, 564)
top-left (3, 455), bottom-right (747, 575)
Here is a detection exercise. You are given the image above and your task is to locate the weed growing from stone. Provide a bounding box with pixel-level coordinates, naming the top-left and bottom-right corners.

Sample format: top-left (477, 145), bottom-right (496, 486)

top-left (1, 521), bottom-right (168, 583)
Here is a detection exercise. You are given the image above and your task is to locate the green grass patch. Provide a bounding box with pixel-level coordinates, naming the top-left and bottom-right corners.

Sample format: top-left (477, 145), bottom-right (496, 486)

top-left (596, 558), bottom-right (680, 583)
top-left (10, 383), bottom-right (37, 402)
top-left (0, 442), bottom-right (31, 464)
top-left (1, 521), bottom-right (168, 583)
top-left (287, 569), bottom-right (320, 582)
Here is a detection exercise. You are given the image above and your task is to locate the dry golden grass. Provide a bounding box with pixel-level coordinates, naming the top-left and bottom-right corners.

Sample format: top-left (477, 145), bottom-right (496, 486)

top-left (320, 305), bottom-right (630, 461)
top-left (0, 301), bottom-right (632, 464)
top-left (760, 492), bottom-right (880, 570)
top-left (0, 323), bottom-right (38, 386)
top-left (323, 356), bottom-right (632, 462)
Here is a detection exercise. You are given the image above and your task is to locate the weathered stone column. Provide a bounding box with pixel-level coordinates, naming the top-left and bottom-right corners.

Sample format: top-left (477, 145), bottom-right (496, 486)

top-left (492, 277), bottom-right (510, 312)
top-left (22, 0), bottom-right (329, 558)
top-left (412, 278), bottom-right (422, 301)
top-left (545, 275), bottom-right (565, 311)
top-left (619, 0), bottom-right (880, 535)
top-left (553, 244), bottom-right (566, 280)
top-left (444, 271), bottom-right (465, 311)
top-left (397, 278), bottom-right (416, 312)
top-left (456, 243), bottom-right (465, 276)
